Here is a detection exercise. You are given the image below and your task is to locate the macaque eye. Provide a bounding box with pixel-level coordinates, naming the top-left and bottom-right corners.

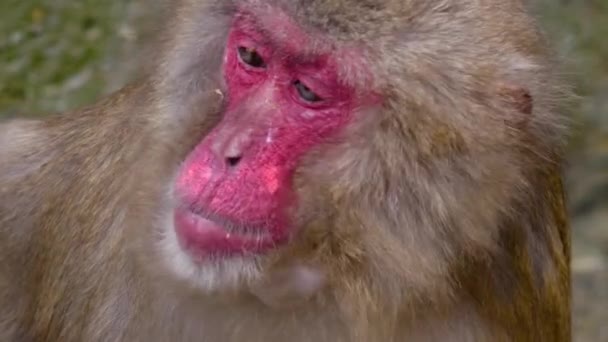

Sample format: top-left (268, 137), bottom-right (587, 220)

top-left (294, 80), bottom-right (322, 103)
top-left (237, 46), bottom-right (266, 68)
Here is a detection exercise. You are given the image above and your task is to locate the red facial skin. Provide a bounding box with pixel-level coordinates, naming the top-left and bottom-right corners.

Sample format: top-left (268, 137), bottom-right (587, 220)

top-left (173, 11), bottom-right (370, 259)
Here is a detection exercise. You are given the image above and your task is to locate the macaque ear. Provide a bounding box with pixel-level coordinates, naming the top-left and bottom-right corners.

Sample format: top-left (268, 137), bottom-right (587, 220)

top-left (497, 83), bottom-right (533, 115)
top-left (496, 82), bottom-right (533, 130)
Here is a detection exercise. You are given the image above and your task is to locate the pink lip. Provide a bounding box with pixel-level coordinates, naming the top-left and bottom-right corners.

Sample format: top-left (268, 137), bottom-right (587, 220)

top-left (173, 208), bottom-right (286, 259)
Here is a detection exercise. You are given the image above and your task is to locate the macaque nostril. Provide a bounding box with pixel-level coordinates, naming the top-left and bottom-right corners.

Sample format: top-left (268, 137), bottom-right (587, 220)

top-left (226, 156), bottom-right (242, 167)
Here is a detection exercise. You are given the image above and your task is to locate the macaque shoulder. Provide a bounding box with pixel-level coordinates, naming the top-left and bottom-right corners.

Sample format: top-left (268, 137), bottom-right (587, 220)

top-left (0, 118), bottom-right (52, 196)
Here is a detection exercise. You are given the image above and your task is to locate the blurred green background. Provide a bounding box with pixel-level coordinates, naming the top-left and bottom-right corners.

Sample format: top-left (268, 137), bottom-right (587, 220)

top-left (0, 0), bottom-right (606, 340)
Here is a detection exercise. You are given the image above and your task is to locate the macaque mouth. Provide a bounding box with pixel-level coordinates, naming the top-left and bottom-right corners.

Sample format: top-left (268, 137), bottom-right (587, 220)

top-left (189, 207), bottom-right (266, 235)
top-left (173, 207), bottom-right (286, 259)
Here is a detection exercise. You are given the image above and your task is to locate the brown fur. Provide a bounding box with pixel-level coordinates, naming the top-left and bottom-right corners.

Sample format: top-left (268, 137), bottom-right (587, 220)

top-left (0, 0), bottom-right (571, 341)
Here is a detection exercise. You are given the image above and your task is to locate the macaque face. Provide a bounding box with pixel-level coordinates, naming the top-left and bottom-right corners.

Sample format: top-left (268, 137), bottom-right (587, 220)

top-left (168, 10), bottom-right (375, 276)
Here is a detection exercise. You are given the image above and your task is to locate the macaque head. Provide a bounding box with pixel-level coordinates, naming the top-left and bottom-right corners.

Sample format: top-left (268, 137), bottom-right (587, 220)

top-left (152, 0), bottom-right (566, 301)
top-left (173, 10), bottom-right (375, 257)
top-left (155, 1), bottom-right (380, 293)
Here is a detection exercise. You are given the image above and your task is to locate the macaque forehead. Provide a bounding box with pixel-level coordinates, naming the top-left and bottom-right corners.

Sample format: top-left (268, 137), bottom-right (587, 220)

top-left (237, 8), bottom-right (318, 55)
top-left (232, 3), bottom-right (378, 92)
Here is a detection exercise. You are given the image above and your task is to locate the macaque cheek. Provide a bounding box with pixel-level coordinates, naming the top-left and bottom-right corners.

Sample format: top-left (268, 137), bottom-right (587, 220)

top-left (174, 132), bottom-right (221, 206)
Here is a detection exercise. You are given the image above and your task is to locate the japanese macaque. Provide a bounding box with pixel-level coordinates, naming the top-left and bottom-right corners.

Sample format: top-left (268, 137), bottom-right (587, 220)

top-left (0, 0), bottom-right (571, 341)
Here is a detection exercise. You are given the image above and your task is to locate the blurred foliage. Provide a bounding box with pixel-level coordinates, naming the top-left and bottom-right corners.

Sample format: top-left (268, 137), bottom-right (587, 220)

top-left (533, 2), bottom-right (608, 339)
top-left (0, 0), bottom-right (138, 117)
top-left (532, 1), bottom-right (608, 214)
top-left (0, 0), bottom-right (607, 340)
